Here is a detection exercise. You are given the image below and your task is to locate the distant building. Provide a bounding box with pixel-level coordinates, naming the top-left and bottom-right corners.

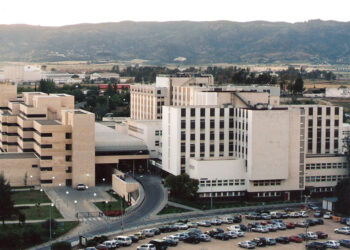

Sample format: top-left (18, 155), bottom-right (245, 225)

top-left (325, 87), bottom-right (350, 98)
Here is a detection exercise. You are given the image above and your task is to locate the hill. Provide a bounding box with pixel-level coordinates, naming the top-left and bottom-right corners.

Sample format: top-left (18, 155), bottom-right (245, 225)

top-left (0, 20), bottom-right (350, 64)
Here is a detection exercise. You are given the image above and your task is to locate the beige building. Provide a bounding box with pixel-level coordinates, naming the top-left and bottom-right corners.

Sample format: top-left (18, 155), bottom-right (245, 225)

top-left (0, 83), bottom-right (149, 187)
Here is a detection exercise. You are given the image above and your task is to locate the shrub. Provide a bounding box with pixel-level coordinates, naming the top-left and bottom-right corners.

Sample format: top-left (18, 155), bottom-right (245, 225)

top-left (51, 241), bottom-right (71, 250)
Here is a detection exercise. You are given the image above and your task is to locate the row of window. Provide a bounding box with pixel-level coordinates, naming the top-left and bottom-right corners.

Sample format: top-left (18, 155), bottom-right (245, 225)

top-left (180, 119), bottom-right (247, 130)
top-left (308, 107), bottom-right (339, 116)
top-left (181, 131), bottom-right (247, 141)
top-left (199, 179), bottom-right (245, 187)
top-left (305, 175), bottom-right (348, 183)
top-left (252, 180), bottom-right (282, 186)
top-left (305, 162), bottom-right (347, 170)
top-left (198, 191), bottom-right (245, 198)
top-left (155, 130), bottom-right (162, 136)
top-left (255, 192), bottom-right (282, 197)
top-left (181, 108), bottom-right (248, 118)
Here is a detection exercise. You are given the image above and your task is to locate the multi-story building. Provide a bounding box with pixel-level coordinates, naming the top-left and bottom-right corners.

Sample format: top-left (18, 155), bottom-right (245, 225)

top-left (0, 83), bottom-right (149, 187)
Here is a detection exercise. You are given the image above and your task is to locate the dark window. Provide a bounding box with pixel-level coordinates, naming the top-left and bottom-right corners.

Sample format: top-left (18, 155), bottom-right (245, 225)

top-left (181, 132), bottom-right (186, 140)
top-left (220, 120), bottom-right (224, 128)
top-left (210, 120), bottom-right (215, 128)
top-left (326, 107), bottom-right (330, 115)
top-left (229, 108), bottom-right (233, 116)
top-left (229, 119), bottom-right (233, 128)
top-left (66, 144), bottom-right (72, 150)
top-left (200, 133), bottom-right (205, 140)
top-left (181, 143), bottom-right (185, 152)
top-left (181, 157), bottom-right (185, 164)
top-left (191, 108), bottom-right (195, 117)
top-left (181, 120), bottom-right (186, 129)
top-left (220, 132), bottom-right (224, 140)
top-left (335, 140), bottom-right (339, 149)
top-left (190, 134), bottom-right (195, 140)
top-left (32, 164), bottom-right (38, 168)
top-left (41, 144), bottom-right (52, 148)
top-left (210, 144), bottom-right (214, 152)
top-left (326, 119), bottom-right (330, 126)
top-left (181, 109), bottom-right (186, 117)
top-left (157, 90), bottom-right (161, 94)
top-left (335, 129), bottom-right (339, 138)
top-left (219, 143), bottom-right (224, 152)
top-left (41, 133), bottom-right (52, 137)
top-left (41, 156), bottom-right (52, 160)
top-left (317, 118), bottom-right (322, 126)
top-left (210, 131), bottom-right (214, 140)
top-left (40, 179), bottom-right (53, 184)
top-left (229, 131), bottom-right (233, 140)
top-left (190, 144), bottom-right (195, 152)
top-left (210, 108), bottom-right (215, 116)
top-left (66, 133), bottom-right (72, 139)
top-left (65, 155), bottom-right (72, 162)
top-left (66, 167), bottom-right (72, 173)
top-left (335, 120), bottom-right (339, 126)
top-left (200, 108), bottom-right (205, 117)
top-left (190, 120), bottom-right (195, 129)
top-left (309, 119), bottom-right (313, 127)
top-left (229, 143), bottom-right (233, 151)
top-left (220, 109), bottom-right (224, 116)
top-left (200, 119), bottom-right (205, 129)
top-left (309, 107), bottom-right (313, 115)
top-left (335, 107), bottom-right (339, 115)
top-left (326, 129), bottom-right (330, 138)
top-left (317, 107), bottom-right (322, 115)
top-left (200, 143), bottom-right (205, 153)
top-left (40, 167), bottom-right (52, 171)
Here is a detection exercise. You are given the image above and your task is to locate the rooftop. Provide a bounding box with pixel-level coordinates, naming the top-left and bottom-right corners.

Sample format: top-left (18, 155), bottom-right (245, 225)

top-left (0, 153), bottom-right (37, 159)
top-left (35, 120), bottom-right (61, 126)
top-left (95, 123), bottom-right (148, 153)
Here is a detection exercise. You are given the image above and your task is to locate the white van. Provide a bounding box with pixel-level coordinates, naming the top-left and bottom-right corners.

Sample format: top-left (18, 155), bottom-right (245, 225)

top-left (227, 224), bottom-right (241, 231)
top-left (115, 236), bottom-right (132, 246)
top-left (141, 229), bottom-right (155, 237)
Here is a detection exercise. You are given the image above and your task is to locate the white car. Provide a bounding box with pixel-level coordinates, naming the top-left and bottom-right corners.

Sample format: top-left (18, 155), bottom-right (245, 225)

top-left (76, 183), bottom-right (86, 190)
top-left (221, 217), bottom-right (234, 224)
top-left (226, 231), bottom-right (238, 238)
top-left (289, 212), bottom-right (300, 218)
top-left (174, 222), bottom-right (188, 230)
top-left (306, 232), bottom-right (318, 240)
top-left (163, 236), bottom-right (179, 243)
top-left (238, 240), bottom-right (256, 249)
top-left (197, 221), bottom-right (211, 227)
top-left (232, 229), bottom-right (245, 237)
top-left (227, 224), bottom-right (241, 231)
top-left (187, 222), bottom-right (198, 228)
top-left (324, 212), bottom-right (332, 219)
top-left (199, 233), bottom-right (211, 242)
top-left (325, 240), bottom-right (340, 249)
top-left (261, 213), bottom-right (271, 220)
top-left (103, 241), bottom-right (117, 249)
top-left (115, 236), bottom-right (132, 246)
top-left (334, 227), bottom-right (350, 235)
top-left (137, 244), bottom-right (156, 250)
top-left (169, 235), bottom-right (180, 241)
top-left (300, 211), bottom-right (309, 218)
top-left (141, 229), bottom-right (155, 237)
top-left (211, 218), bottom-right (222, 225)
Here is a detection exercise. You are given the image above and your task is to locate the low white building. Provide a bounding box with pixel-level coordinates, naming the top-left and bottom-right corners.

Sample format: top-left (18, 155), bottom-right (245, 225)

top-left (326, 87), bottom-right (350, 98)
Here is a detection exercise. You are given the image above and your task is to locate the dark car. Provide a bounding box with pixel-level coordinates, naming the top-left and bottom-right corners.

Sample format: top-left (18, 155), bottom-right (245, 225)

top-left (289, 235), bottom-right (303, 243)
top-left (306, 219), bottom-right (316, 226)
top-left (233, 215), bottom-right (242, 223)
top-left (298, 233), bottom-right (306, 240)
top-left (314, 211), bottom-right (323, 218)
top-left (240, 224), bottom-right (248, 232)
top-left (149, 240), bottom-right (168, 250)
top-left (339, 239), bottom-right (350, 248)
top-left (153, 228), bottom-right (161, 235)
top-left (286, 222), bottom-right (296, 229)
top-left (315, 231), bottom-right (328, 239)
top-left (167, 225), bottom-right (178, 232)
top-left (184, 234), bottom-right (200, 244)
top-left (159, 225), bottom-right (171, 233)
top-left (178, 219), bottom-right (188, 224)
top-left (129, 235), bottom-right (139, 243)
top-left (313, 219), bottom-right (324, 225)
top-left (276, 236), bottom-right (290, 244)
top-left (306, 241), bottom-right (327, 250)
top-left (266, 238), bottom-right (276, 246)
top-left (162, 238), bottom-right (177, 246)
top-left (205, 228), bottom-right (223, 237)
top-left (253, 237), bottom-right (267, 247)
top-left (341, 218), bottom-right (350, 225)
top-left (214, 233), bottom-right (230, 241)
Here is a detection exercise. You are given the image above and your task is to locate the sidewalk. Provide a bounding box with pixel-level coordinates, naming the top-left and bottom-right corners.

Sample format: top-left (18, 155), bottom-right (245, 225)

top-left (14, 203), bottom-right (51, 207)
top-left (2, 218), bottom-right (75, 224)
top-left (167, 201), bottom-right (202, 212)
top-left (149, 185), bottom-right (168, 217)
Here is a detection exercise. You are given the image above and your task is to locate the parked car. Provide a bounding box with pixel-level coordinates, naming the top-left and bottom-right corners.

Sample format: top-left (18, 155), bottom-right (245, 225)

top-left (76, 183), bottom-right (86, 190)
top-left (252, 226), bottom-right (268, 233)
top-left (134, 232), bottom-right (146, 240)
top-left (221, 217), bottom-right (234, 224)
top-left (323, 212), bottom-right (332, 219)
top-left (142, 229), bottom-right (155, 237)
top-left (334, 227), bottom-right (350, 235)
top-left (227, 224), bottom-right (241, 231)
top-left (276, 236), bottom-right (290, 244)
top-left (315, 231), bottom-right (328, 239)
top-left (115, 236), bottom-right (132, 246)
top-left (306, 232), bottom-right (318, 240)
top-left (253, 237), bottom-right (267, 247)
top-left (289, 235), bottom-right (303, 243)
top-left (289, 212), bottom-right (301, 218)
top-left (296, 221), bottom-right (308, 228)
top-left (174, 223), bottom-right (188, 230)
top-left (238, 240), bottom-right (256, 249)
top-left (173, 233), bottom-right (187, 241)
top-left (137, 244), bottom-right (156, 250)
top-left (313, 218), bottom-right (324, 225)
top-left (340, 217), bottom-right (350, 224)
top-left (103, 240), bottom-right (119, 249)
top-left (214, 233), bottom-right (230, 241)
top-left (306, 219), bottom-right (317, 226)
top-left (231, 229), bottom-right (245, 237)
top-left (226, 231), bottom-right (238, 239)
top-left (151, 228), bottom-right (161, 235)
top-left (306, 241), bottom-right (327, 250)
top-left (314, 210), bottom-right (323, 218)
top-left (129, 235), bottom-right (139, 243)
top-left (183, 234), bottom-right (200, 244)
top-left (164, 235), bottom-right (178, 243)
top-left (233, 215), bottom-right (242, 223)
top-left (199, 233), bottom-right (211, 242)
top-left (148, 240), bottom-right (168, 250)
top-left (339, 239), bottom-right (350, 248)
top-left (197, 221), bottom-right (211, 227)
top-left (276, 222), bottom-right (287, 230)
top-left (265, 224), bottom-right (277, 232)
top-left (266, 238), bottom-right (276, 246)
top-left (286, 222), bottom-right (296, 229)
top-left (187, 222), bottom-right (198, 228)
top-left (300, 211), bottom-right (309, 218)
top-left (211, 218), bottom-right (222, 225)
top-left (325, 240), bottom-right (340, 249)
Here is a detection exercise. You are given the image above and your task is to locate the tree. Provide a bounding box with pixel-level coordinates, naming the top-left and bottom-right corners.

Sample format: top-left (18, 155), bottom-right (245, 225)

top-left (71, 89), bottom-right (85, 103)
top-left (38, 79), bottom-right (56, 94)
top-left (334, 179), bottom-right (350, 216)
top-left (51, 241), bottom-right (71, 250)
top-left (0, 174), bottom-right (15, 225)
top-left (293, 77), bottom-right (304, 94)
top-left (165, 174), bottom-right (199, 200)
top-left (18, 213), bottom-right (25, 225)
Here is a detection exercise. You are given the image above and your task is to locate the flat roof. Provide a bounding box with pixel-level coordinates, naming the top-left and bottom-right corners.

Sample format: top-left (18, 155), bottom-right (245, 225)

top-left (95, 123), bottom-right (148, 152)
top-left (35, 120), bottom-right (61, 125)
top-left (0, 152), bottom-right (37, 159)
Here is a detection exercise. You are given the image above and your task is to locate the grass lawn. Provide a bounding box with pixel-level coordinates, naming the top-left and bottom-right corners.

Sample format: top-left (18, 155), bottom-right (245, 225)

top-left (158, 205), bottom-right (190, 215)
top-left (9, 205), bottom-right (62, 220)
top-left (94, 199), bottom-right (129, 212)
top-left (11, 190), bottom-right (51, 205)
top-left (0, 221), bottom-right (78, 249)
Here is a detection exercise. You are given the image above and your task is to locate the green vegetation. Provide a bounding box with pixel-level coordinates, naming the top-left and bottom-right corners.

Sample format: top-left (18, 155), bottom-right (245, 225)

top-left (158, 205), bottom-right (189, 215)
top-left (51, 241), bottom-right (72, 250)
top-left (334, 179), bottom-right (350, 216)
top-left (0, 174), bottom-right (15, 225)
top-left (165, 174), bottom-right (199, 200)
top-left (0, 220), bottom-right (78, 249)
top-left (11, 190), bottom-right (50, 205)
top-left (94, 192), bottom-right (129, 212)
top-left (13, 205), bottom-right (62, 220)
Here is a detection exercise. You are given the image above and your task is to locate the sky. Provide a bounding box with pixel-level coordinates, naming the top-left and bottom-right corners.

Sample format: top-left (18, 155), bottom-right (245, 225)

top-left (1, 0), bottom-right (350, 26)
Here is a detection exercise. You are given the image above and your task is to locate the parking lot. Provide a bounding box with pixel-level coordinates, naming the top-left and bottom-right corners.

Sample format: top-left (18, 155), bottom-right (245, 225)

top-left (81, 209), bottom-right (350, 249)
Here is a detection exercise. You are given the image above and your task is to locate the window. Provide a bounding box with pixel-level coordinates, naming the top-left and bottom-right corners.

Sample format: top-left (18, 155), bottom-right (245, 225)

top-left (229, 108), bottom-right (233, 116)
top-left (190, 120), bottom-right (195, 129)
top-left (200, 119), bottom-right (205, 129)
top-left (32, 164), bottom-right (38, 168)
top-left (181, 132), bottom-right (186, 140)
top-left (200, 133), bottom-right (205, 140)
top-left (181, 120), bottom-right (186, 129)
top-left (66, 167), bottom-right (72, 173)
top-left (229, 131), bottom-right (233, 140)
top-left (210, 144), bottom-right (214, 152)
top-left (210, 131), bottom-right (214, 140)
top-left (40, 167), bottom-right (52, 171)
top-left (155, 130), bottom-right (159, 136)
top-left (200, 108), bottom-right (205, 117)
top-left (309, 107), bottom-right (313, 115)
top-left (219, 143), bottom-right (224, 152)
top-left (65, 144), bottom-right (72, 150)
top-left (220, 109), bottom-right (224, 116)
top-left (335, 120), bottom-right (339, 126)
top-left (66, 155), bottom-right (72, 162)
top-left (191, 108), bottom-right (195, 117)
top-left (326, 107), bottom-right (330, 115)
top-left (181, 143), bottom-right (185, 152)
top-left (210, 108), bottom-right (215, 116)
top-left (41, 156), bottom-right (52, 160)
top-left (190, 134), bottom-right (195, 140)
top-left (220, 132), bottom-right (224, 140)
top-left (200, 143), bottom-right (205, 152)
top-left (41, 133), bottom-right (52, 137)
top-left (335, 107), bottom-right (339, 115)
top-left (190, 144), bottom-right (195, 153)
top-left (181, 157), bottom-right (186, 165)
top-left (210, 120), bottom-right (215, 128)
top-left (220, 120), bottom-right (224, 128)
top-left (181, 109), bottom-right (186, 117)
top-left (155, 141), bottom-right (159, 146)
top-left (40, 179), bottom-right (53, 184)
top-left (317, 107), bottom-right (322, 116)
top-left (326, 119), bottom-right (330, 126)
top-left (41, 144), bottom-right (52, 148)
top-left (65, 133), bottom-right (72, 139)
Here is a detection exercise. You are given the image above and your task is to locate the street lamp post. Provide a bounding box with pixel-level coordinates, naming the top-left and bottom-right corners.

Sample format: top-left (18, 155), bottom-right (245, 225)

top-left (65, 191), bottom-right (69, 206)
top-left (30, 175), bottom-right (33, 188)
top-left (74, 200), bottom-right (78, 219)
top-left (40, 188), bottom-right (43, 204)
top-left (49, 203), bottom-right (54, 241)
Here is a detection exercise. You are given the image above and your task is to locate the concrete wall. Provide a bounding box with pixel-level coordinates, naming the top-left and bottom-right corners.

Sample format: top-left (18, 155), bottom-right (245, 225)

top-left (111, 174), bottom-right (139, 203)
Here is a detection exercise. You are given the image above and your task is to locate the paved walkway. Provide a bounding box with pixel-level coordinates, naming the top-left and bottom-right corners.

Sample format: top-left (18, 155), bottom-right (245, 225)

top-left (167, 201), bottom-right (202, 212)
top-left (2, 218), bottom-right (73, 224)
top-left (14, 203), bottom-right (51, 207)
